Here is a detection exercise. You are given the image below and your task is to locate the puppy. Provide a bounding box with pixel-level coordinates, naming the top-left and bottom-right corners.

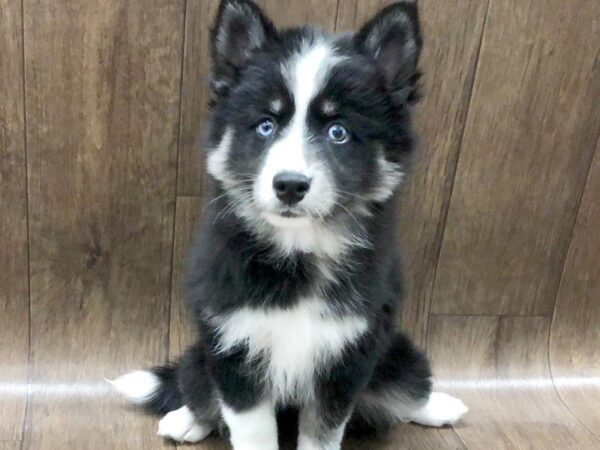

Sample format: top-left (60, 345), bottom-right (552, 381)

top-left (110, 1), bottom-right (468, 448)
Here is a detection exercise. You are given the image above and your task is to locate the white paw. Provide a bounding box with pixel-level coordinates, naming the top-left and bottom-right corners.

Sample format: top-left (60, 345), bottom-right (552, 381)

top-left (409, 392), bottom-right (468, 427)
top-left (157, 406), bottom-right (212, 443)
top-left (106, 370), bottom-right (159, 404)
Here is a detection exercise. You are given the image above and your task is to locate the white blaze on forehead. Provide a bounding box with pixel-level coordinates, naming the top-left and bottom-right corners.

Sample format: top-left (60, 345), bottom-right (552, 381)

top-left (286, 43), bottom-right (335, 126)
top-left (256, 42), bottom-right (341, 213)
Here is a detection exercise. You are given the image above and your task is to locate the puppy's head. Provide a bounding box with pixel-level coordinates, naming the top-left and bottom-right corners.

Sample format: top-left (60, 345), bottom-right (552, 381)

top-left (206, 0), bottom-right (421, 248)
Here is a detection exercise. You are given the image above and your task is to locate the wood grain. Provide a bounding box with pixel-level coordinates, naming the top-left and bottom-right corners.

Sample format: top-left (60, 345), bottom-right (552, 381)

top-left (336, 0), bottom-right (393, 32)
top-left (169, 197), bottom-right (202, 359)
top-left (22, 0), bottom-right (184, 448)
top-left (399, 0), bottom-right (489, 346)
top-left (171, 421), bottom-right (467, 450)
top-left (431, 0), bottom-right (600, 315)
top-left (0, 0), bottom-right (30, 441)
top-left (550, 140), bottom-right (600, 436)
top-left (258, 0), bottom-right (338, 30)
top-left (428, 315), bottom-right (600, 449)
top-left (0, 443), bottom-right (20, 450)
top-left (176, 0), bottom-right (220, 196)
top-left (336, 0), bottom-right (490, 346)
top-left (344, 424), bottom-right (466, 450)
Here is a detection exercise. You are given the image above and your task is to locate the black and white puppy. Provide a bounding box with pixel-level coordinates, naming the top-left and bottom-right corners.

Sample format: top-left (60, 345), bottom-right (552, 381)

top-left (110, 1), bottom-right (468, 448)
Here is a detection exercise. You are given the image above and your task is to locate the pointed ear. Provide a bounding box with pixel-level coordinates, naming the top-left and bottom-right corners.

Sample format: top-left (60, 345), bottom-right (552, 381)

top-left (210, 0), bottom-right (276, 96)
top-left (355, 2), bottom-right (422, 105)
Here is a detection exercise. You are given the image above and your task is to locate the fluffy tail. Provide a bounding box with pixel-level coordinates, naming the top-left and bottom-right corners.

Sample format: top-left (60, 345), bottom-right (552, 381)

top-left (108, 364), bottom-right (183, 415)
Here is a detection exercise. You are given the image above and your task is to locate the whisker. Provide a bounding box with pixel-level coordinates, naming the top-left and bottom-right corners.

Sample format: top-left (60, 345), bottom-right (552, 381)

top-left (332, 188), bottom-right (371, 203)
top-left (333, 200), bottom-right (363, 228)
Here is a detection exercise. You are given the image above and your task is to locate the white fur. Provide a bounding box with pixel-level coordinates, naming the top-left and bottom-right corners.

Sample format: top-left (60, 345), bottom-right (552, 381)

top-left (262, 214), bottom-right (369, 258)
top-left (270, 98), bottom-right (283, 114)
top-left (221, 401), bottom-right (278, 450)
top-left (369, 151), bottom-right (404, 202)
top-left (262, 213), bottom-right (314, 229)
top-left (157, 406), bottom-right (212, 443)
top-left (297, 429), bottom-right (345, 450)
top-left (297, 428), bottom-right (346, 450)
top-left (213, 298), bottom-right (368, 402)
top-left (207, 127), bottom-right (234, 186)
top-left (298, 407), bottom-right (349, 450)
top-left (407, 392), bottom-right (468, 426)
top-left (321, 99), bottom-right (337, 115)
top-left (255, 43), bottom-right (341, 221)
top-left (359, 388), bottom-right (468, 427)
top-left (107, 370), bottom-right (159, 404)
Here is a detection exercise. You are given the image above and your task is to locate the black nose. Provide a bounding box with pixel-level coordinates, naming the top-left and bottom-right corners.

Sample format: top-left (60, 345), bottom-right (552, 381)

top-left (272, 171), bottom-right (311, 205)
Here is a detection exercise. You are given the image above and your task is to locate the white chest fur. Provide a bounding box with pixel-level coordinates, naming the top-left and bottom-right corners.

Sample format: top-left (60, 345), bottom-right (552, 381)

top-left (213, 299), bottom-right (368, 403)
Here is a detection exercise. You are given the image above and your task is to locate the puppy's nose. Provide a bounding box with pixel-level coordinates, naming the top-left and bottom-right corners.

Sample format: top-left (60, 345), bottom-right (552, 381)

top-left (273, 171), bottom-right (311, 205)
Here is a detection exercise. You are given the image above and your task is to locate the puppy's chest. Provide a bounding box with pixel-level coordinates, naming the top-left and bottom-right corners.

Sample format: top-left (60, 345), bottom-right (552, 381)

top-left (214, 299), bottom-right (368, 401)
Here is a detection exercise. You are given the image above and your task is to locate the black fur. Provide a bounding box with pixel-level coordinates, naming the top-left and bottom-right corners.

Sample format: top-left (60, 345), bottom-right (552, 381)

top-left (144, 365), bottom-right (183, 416)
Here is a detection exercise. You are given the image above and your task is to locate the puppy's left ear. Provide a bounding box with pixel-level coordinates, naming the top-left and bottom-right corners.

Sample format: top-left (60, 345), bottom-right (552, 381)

top-left (210, 0), bottom-right (276, 96)
top-left (355, 2), bottom-right (422, 105)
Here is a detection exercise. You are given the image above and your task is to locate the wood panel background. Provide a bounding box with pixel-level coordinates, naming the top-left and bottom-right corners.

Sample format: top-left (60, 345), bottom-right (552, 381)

top-left (0, 0), bottom-right (599, 448)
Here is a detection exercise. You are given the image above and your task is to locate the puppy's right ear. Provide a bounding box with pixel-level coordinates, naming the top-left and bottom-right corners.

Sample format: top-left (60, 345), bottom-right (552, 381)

top-left (210, 0), bottom-right (276, 96)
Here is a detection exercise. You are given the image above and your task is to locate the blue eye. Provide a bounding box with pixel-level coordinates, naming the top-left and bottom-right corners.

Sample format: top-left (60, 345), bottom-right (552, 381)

top-left (327, 123), bottom-right (349, 143)
top-left (256, 118), bottom-right (276, 138)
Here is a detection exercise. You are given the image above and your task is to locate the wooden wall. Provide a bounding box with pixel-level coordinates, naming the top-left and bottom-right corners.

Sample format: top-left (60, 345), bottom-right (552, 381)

top-left (1, 0), bottom-right (599, 448)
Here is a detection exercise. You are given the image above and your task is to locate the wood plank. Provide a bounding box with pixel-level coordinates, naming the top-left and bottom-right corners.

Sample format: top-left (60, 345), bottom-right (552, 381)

top-left (336, 0), bottom-right (403, 32)
top-left (176, 0), bottom-right (339, 197)
top-left (550, 141), bottom-right (600, 436)
top-left (400, 0), bottom-right (489, 346)
top-left (258, 0), bottom-right (338, 30)
top-left (0, 0), bottom-right (30, 441)
top-left (169, 197), bottom-right (202, 359)
top-left (0, 443), bottom-right (20, 450)
top-left (179, 437), bottom-right (230, 450)
top-left (176, 0), bottom-right (220, 196)
top-left (172, 422), bottom-right (466, 450)
top-left (344, 424), bottom-right (466, 450)
top-left (22, 0), bottom-right (184, 448)
top-left (428, 315), bottom-right (600, 449)
top-left (432, 0), bottom-right (600, 315)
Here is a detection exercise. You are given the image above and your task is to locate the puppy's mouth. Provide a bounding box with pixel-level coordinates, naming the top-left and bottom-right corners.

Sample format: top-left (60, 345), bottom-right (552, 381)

top-left (279, 210), bottom-right (301, 218)
top-left (265, 204), bottom-right (309, 219)
top-left (262, 208), bottom-right (314, 228)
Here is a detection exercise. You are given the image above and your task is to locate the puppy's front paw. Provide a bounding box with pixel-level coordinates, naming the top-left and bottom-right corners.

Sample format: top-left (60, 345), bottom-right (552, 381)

top-left (157, 406), bottom-right (212, 443)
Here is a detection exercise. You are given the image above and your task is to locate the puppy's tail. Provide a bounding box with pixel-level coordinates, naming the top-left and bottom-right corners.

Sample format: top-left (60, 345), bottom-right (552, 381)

top-left (107, 364), bottom-right (183, 415)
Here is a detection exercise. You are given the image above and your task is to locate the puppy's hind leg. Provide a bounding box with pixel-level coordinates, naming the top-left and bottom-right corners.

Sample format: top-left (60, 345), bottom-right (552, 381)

top-left (158, 405), bottom-right (212, 443)
top-left (160, 341), bottom-right (221, 442)
top-left (110, 342), bottom-right (219, 443)
top-left (352, 333), bottom-right (468, 431)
